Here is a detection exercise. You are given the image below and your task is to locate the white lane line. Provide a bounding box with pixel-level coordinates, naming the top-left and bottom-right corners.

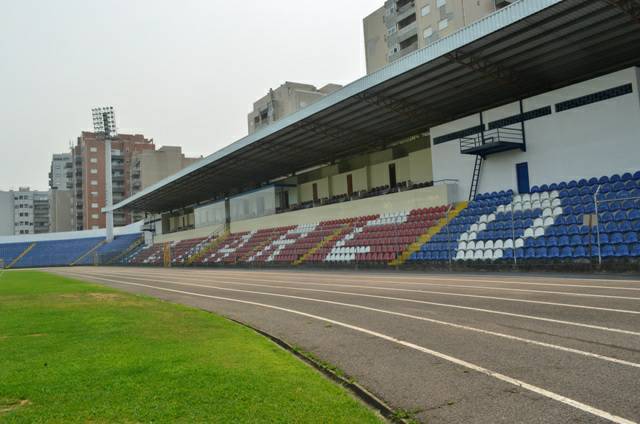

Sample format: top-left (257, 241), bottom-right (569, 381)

top-left (116, 268), bottom-right (640, 300)
top-left (61, 271), bottom-right (638, 424)
top-left (104, 268), bottom-right (640, 315)
top-left (177, 268), bottom-right (640, 289)
top-left (67, 271), bottom-right (640, 368)
top-left (87, 270), bottom-right (640, 337)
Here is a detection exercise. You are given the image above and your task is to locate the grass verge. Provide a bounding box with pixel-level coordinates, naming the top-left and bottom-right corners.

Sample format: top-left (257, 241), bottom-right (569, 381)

top-left (0, 271), bottom-right (381, 423)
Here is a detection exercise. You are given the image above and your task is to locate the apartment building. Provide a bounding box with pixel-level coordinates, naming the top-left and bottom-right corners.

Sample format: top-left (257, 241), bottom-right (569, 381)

top-left (71, 131), bottom-right (155, 231)
top-left (364, 0), bottom-right (513, 74)
top-left (248, 82), bottom-right (342, 134)
top-left (49, 153), bottom-right (73, 190)
top-left (131, 146), bottom-right (201, 192)
top-left (0, 187), bottom-right (50, 235)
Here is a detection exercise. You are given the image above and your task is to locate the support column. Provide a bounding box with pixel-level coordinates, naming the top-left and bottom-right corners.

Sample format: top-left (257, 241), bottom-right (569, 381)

top-left (104, 139), bottom-right (114, 242)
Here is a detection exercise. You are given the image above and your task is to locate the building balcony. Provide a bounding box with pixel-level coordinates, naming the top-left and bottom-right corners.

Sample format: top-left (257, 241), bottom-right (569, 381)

top-left (459, 126), bottom-right (525, 156)
top-left (389, 40), bottom-right (418, 62)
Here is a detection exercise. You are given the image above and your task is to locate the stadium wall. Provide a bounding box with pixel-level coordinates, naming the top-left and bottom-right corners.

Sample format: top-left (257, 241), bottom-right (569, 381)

top-left (431, 67), bottom-right (640, 201)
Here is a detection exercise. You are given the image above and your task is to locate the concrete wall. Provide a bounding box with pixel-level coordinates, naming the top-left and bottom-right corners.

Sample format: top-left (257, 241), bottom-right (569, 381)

top-left (431, 67), bottom-right (640, 202)
top-left (231, 183), bottom-right (454, 233)
top-left (49, 189), bottom-right (73, 233)
top-left (363, 6), bottom-right (388, 74)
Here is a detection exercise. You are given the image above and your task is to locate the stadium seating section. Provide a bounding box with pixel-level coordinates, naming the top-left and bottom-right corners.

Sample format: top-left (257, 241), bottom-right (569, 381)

top-left (409, 171), bottom-right (640, 263)
top-left (2, 171), bottom-right (639, 269)
top-left (1, 234), bottom-right (142, 269)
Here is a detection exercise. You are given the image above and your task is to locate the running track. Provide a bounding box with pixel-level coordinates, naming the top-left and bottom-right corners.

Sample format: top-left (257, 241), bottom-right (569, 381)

top-left (49, 267), bottom-right (640, 423)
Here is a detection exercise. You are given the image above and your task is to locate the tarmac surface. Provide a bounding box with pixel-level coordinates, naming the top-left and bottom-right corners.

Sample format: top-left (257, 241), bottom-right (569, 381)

top-left (49, 266), bottom-right (640, 424)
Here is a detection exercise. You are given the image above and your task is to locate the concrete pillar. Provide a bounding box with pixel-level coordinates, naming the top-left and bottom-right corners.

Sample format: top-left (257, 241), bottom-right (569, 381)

top-left (104, 139), bottom-right (114, 242)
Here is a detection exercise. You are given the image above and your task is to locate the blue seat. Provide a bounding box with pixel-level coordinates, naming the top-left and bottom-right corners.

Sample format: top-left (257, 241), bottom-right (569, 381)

top-left (600, 212), bottom-right (613, 223)
top-left (610, 232), bottom-right (624, 244)
top-left (534, 238), bottom-right (546, 248)
top-left (540, 184), bottom-right (549, 192)
top-left (613, 182), bottom-right (625, 192)
top-left (622, 172), bottom-right (633, 182)
top-left (535, 247), bottom-right (548, 259)
top-left (630, 244), bottom-right (640, 257)
top-left (546, 236), bottom-right (558, 247)
top-left (624, 232), bottom-right (638, 243)
top-left (530, 185), bottom-right (540, 193)
top-left (604, 222), bottom-right (618, 233)
top-left (549, 183), bottom-right (559, 191)
top-left (615, 245), bottom-right (630, 257)
top-left (525, 238), bottom-right (536, 248)
top-left (567, 225), bottom-right (581, 235)
top-left (548, 246), bottom-right (561, 258)
top-left (599, 176), bottom-right (610, 184)
top-left (634, 171), bottom-right (640, 180)
top-left (630, 210), bottom-right (640, 220)
top-left (574, 246), bottom-right (587, 258)
top-left (601, 245), bottom-right (615, 257)
top-left (503, 249), bottom-right (514, 259)
top-left (618, 221), bottom-right (632, 232)
top-left (567, 180), bottom-right (578, 189)
top-left (588, 177), bottom-right (599, 186)
top-left (560, 246), bottom-right (573, 258)
top-left (515, 248), bottom-right (525, 259)
top-left (611, 174), bottom-right (621, 183)
top-left (578, 179), bottom-right (588, 188)
top-left (525, 248), bottom-right (536, 259)
top-left (558, 181), bottom-right (568, 189)
top-left (570, 235), bottom-right (583, 246)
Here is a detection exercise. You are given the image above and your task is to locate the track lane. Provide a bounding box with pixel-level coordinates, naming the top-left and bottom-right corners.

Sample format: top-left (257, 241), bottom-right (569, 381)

top-left (56, 270), bottom-right (633, 424)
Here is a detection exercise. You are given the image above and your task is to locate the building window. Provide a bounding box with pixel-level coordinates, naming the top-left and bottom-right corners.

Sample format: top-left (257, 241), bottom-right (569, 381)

top-left (438, 18), bottom-right (448, 30)
top-left (91, 180), bottom-right (98, 186)
top-left (91, 203), bottom-right (98, 208)
top-left (436, 0), bottom-right (446, 7)
top-left (90, 169), bottom-right (98, 174)
top-left (91, 191), bottom-right (98, 196)
top-left (90, 147), bottom-right (98, 153)
top-left (92, 225), bottom-right (99, 230)
top-left (421, 5), bottom-right (430, 16)
top-left (90, 158), bottom-right (98, 163)
top-left (91, 214), bottom-right (99, 219)
top-left (423, 27), bottom-right (433, 39)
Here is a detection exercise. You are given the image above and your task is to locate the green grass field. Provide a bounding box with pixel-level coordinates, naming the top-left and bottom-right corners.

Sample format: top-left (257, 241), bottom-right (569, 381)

top-left (0, 271), bottom-right (381, 423)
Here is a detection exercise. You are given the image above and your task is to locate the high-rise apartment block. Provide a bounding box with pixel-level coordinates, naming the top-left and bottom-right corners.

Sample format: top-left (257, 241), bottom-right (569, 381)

top-left (0, 187), bottom-right (50, 236)
top-left (364, 0), bottom-right (511, 74)
top-left (71, 131), bottom-right (155, 230)
top-left (248, 82), bottom-right (342, 134)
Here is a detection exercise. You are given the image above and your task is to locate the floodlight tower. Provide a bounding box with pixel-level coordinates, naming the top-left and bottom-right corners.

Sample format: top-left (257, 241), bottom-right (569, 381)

top-left (92, 106), bottom-right (117, 242)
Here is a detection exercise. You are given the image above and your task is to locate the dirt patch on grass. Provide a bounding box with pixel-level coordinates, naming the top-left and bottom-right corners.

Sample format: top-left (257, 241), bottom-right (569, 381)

top-left (0, 399), bottom-right (30, 415)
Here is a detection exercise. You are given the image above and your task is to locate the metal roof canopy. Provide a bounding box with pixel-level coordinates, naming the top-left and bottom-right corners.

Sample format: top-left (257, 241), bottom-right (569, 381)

top-left (111, 0), bottom-right (640, 213)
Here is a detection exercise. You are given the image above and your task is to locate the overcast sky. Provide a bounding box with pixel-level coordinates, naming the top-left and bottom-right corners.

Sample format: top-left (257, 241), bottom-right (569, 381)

top-left (0, 0), bottom-right (382, 191)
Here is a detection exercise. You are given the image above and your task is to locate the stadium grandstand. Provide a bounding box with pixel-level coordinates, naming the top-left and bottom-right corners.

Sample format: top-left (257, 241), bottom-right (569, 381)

top-left (3, 0), bottom-right (640, 271)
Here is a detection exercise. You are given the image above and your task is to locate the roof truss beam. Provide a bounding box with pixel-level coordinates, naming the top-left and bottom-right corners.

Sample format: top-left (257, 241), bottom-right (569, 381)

top-left (606, 0), bottom-right (640, 24)
top-left (354, 91), bottom-right (442, 123)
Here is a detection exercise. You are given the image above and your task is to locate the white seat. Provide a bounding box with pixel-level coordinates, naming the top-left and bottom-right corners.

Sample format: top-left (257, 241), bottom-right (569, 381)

top-left (534, 227), bottom-right (545, 238)
top-left (513, 203), bottom-right (523, 211)
top-left (531, 192), bottom-right (540, 202)
top-left (532, 200), bottom-right (542, 210)
top-left (474, 250), bottom-right (484, 260)
top-left (515, 238), bottom-right (524, 248)
top-left (550, 190), bottom-right (560, 198)
top-left (553, 207), bottom-right (563, 217)
top-left (533, 217), bottom-right (544, 228)
top-left (542, 208), bottom-right (552, 217)
top-left (541, 191), bottom-right (551, 200)
top-left (487, 213), bottom-right (496, 223)
top-left (468, 231), bottom-right (477, 241)
top-left (460, 232), bottom-right (469, 241)
top-left (497, 205), bottom-right (506, 213)
top-left (479, 215), bottom-right (488, 224)
top-left (494, 239), bottom-right (504, 249)
top-left (524, 228), bottom-right (534, 238)
top-left (459, 241), bottom-right (468, 251)
top-left (470, 223), bottom-right (479, 232)
top-left (477, 223), bottom-right (487, 232)
top-left (493, 248), bottom-right (504, 259)
top-left (483, 250), bottom-right (494, 260)
top-left (543, 216), bottom-right (554, 227)
top-left (541, 199), bottom-right (551, 209)
top-left (464, 250), bottom-right (475, 260)
top-left (456, 251), bottom-right (465, 260)
top-left (522, 202), bottom-right (532, 210)
top-left (521, 194), bottom-right (531, 202)
top-left (551, 198), bottom-right (562, 208)
top-left (485, 240), bottom-right (494, 250)
top-left (475, 240), bottom-right (485, 250)
top-left (467, 241), bottom-right (476, 250)
top-left (513, 194), bottom-right (522, 203)
top-left (503, 204), bottom-right (513, 212)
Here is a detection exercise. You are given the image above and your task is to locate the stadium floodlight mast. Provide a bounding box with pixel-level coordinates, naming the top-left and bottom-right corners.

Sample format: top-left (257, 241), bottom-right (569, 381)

top-left (92, 106), bottom-right (117, 243)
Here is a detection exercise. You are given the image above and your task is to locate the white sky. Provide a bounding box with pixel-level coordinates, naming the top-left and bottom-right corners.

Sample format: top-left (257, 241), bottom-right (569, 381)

top-left (0, 0), bottom-right (383, 190)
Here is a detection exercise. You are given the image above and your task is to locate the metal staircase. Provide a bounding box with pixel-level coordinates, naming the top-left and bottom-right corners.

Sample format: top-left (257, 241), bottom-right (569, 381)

top-left (469, 155), bottom-right (483, 201)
